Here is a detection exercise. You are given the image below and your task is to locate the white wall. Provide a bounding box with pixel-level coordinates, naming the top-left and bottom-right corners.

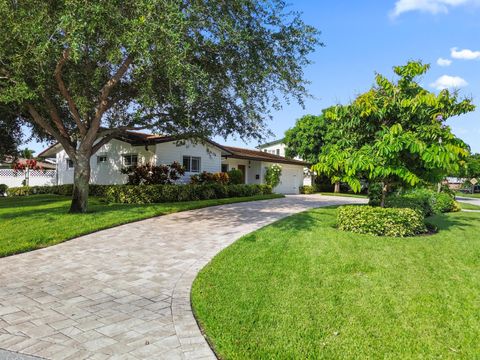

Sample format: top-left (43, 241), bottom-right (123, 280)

top-left (156, 140), bottom-right (222, 183)
top-left (0, 169), bottom-right (56, 188)
top-left (57, 139), bottom-right (155, 185)
top-left (221, 158), bottom-right (263, 184)
top-left (259, 143), bottom-right (287, 157)
top-left (261, 161), bottom-right (305, 194)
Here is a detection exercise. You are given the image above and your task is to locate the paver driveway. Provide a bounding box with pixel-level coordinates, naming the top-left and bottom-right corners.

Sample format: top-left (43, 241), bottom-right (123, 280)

top-left (0, 195), bottom-right (366, 360)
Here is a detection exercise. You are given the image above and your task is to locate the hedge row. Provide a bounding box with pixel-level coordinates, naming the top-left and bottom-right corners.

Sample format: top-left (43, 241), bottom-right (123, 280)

top-left (7, 183), bottom-right (273, 204)
top-left (385, 189), bottom-right (459, 217)
top-left (337, 205), bottom-right (427, 237)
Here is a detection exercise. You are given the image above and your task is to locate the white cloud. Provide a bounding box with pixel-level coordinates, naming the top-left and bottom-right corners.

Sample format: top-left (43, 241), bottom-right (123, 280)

top-left (451, 47), bottom-right (480, 60)
top-left (430, 75), bottom-right (468, 90)
top-left (437, 57), bottom-right (452, 66)
top-left (390, 0), bottom-right (478, 17)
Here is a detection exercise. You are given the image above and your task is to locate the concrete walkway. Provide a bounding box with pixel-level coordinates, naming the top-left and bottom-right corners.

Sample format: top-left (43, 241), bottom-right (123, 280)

top-left (457, 196), bottom-right (480, 207)
top-left (0, 195), bottom-right (366, 360)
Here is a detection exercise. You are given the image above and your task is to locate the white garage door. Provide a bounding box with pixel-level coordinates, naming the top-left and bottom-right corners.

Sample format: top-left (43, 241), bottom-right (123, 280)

top-left (274, 165), bottom-right (304, 194)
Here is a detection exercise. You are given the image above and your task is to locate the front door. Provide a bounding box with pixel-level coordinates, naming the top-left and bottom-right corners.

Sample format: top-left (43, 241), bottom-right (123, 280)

top-left (237, 165), bottom-right (246, 184)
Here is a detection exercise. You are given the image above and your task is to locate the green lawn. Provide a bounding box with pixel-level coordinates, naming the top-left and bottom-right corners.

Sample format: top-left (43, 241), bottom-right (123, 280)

top-left (0, 193), bottom-right (283, 257)
top-left (458, 202), bottom-right (480, 210)
top-left (319, 192), bottom-right (368, 198)
top-left (192, 207), bottom-right (480, 359)
top-left (456, 192), bottom-right (480, 198)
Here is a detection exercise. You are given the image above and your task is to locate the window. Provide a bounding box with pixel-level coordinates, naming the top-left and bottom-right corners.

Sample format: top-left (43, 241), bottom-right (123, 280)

top-left (276, 149), bottom-right (280, 155)
top-left (66, 159), bottom-right (74, 169)
top-left (97, 155), bottom-right (107, 164)
top-left (183, 156), bottom-right (201, 172)
top-left (221, 164), bottom-right (229, 173)
top-left (122, 154), bottom-right (138, 167)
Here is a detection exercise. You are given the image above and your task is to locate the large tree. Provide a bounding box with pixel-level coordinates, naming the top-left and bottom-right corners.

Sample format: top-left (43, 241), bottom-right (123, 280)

top-left (0, 106), bottom-right (22, 158)
top-left (314, 61), bottom-right (475, 206)
top-left (0, 0), bottom-right (320, 212)
top-left (284, 113), bottom-right (328, 162)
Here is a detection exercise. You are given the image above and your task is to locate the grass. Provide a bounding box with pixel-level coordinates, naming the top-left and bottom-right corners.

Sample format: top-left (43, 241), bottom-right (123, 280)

top-left (0, 193), bottom-right (283, 257)
top-left (458, 202), bottom-right (480, 210)
top-left (319, 192), bottom-right (368, 198)
top-left (456, 192), bottom-right (480, 198)
top-left (192, 207), bottom-right (480, 359)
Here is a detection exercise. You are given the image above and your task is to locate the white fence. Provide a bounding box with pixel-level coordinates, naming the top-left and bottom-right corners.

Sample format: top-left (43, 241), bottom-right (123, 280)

top-left (0, 169), bottom-right (56, 188)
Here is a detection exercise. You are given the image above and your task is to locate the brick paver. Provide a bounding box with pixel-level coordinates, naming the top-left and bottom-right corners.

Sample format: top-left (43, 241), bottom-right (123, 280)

top-left (0, 195), bottom-right (366, 359)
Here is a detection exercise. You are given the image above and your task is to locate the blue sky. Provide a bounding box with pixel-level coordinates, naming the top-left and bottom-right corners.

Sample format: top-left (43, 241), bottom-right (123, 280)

top-left (27, 0), bottom-right (479, 154)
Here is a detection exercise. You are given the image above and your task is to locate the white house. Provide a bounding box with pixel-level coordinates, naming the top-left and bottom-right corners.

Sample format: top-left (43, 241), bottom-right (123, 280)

top-left (39, 132), bottom-right (309, 194)
top-left (257, 138), bottom-right (314, 186)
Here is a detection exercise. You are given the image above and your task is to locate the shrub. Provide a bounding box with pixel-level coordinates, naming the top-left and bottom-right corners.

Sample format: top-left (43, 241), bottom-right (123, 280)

top-left (299, 185), bottom-right (315, 194)
top-left (337, 205), bottom-right (427, 237)
top-left (103, 184), bottom-right (273, 204)
top-left (190, 171), bottom-right (229, 185)
top-left (0, 184), bottom-right (8, 195)
top-left (227, 169), bottom-right (244, 185)
top-left (120, 162), bottom-right (185, 185)
top-left (385, 188), bottom-right (456, 217)
top-left (264, 164), bottom-right (282, 188)
top-left (367, 183), bottom-right (383, 206)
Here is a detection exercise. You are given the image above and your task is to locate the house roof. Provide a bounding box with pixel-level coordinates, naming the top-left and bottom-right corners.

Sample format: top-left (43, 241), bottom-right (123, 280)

top-left (223, 146), bottom-right (309, 166)
top-left (38, 131), bottom-right (307, 166)
top-left (38, 132), bottom-right (233, 157)
top-left (257, 138), bottom-right (285, 149)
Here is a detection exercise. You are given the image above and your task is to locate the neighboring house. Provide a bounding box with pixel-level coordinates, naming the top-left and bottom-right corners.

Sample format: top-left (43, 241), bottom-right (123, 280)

top-left (444, 177), bottom-right (467, 191)
top-left (257, 139), bottom-right (314, 186)
top-left (39, 132), bottom-right (308, 194)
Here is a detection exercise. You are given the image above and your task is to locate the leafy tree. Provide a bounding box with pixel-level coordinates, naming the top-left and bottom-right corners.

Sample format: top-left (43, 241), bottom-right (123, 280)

top-left (459, 153), bottom-right (480, 179)
top-left (0, 107), bottom-right (22, 158)
top-left (20, 148), bottom-right (35, 160)
top-left (0, 0), bottom-right (320, 212)
top-left (284, 113), bottom-right (328, 162)
top-left (313, 61), bottom-right (475, 207)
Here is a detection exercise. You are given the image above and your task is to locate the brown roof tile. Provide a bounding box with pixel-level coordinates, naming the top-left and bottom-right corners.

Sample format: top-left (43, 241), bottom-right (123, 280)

top-left (223, 146), bottom-right (309, 166)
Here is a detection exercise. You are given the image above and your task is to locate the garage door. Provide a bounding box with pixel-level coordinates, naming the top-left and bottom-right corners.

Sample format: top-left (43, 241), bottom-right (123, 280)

top-left (274, 165), bottom-right (304, 194)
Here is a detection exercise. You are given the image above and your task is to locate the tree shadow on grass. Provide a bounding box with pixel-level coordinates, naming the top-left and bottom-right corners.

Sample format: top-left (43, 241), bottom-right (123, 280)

top-left (426, 212), bottom-right (476, 232)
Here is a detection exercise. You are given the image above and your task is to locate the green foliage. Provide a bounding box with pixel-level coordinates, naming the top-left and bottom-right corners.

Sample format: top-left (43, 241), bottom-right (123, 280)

top-left (385, 188), bottom-right (457, 217)
top-left (368, 183), bottom-right (383, 206)
top-left (456, 153), bottom-right (480, 179)
top-left (299, 185), bottom-right (315, 194)
top-left (104, 184), bottom-right (272, 204)
top-left (313, 61), bottom-right (475, 195)
top-left (120, 162), bottom-right (185, 185)
top-left (284, 114), bottom-right (327, 162)
top-left (190, 172), bottom-right (229, 185)
top-left (0, 106), bottom-right (22, 157)
top-left (0, 184), bottom-right (8, 194)
top-left (264, 164), bottom-right (282, 188)
top-left (7, 183), bottom-right (272, 203)
top-left (227, 169), bottom-right (244, 185)
top-left (337, 205), bottom-right (427, 237)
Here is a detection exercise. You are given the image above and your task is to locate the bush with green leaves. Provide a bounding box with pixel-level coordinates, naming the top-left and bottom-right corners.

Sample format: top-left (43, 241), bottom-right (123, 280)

top-left (385, 188), bottom-right (457, 217)
top-left (299, 185), bottom-right (315, 194)
top-left (104, 184), bottom-right (272, 204)
top-left (0, 184), bottom-right (8, 195)
top-left (368, 183), bottom-right (383, 206)
top-left (337, 205), bottom-right (427, 237)
top-left (227, 169), bottom-right (244, 185)
top-left (264, 164), bottom-right (282, 188)
top-left (190, 172), bottom-right (229, 185)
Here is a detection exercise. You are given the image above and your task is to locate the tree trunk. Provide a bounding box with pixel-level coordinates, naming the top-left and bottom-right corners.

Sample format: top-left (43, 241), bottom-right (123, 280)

top-left (334, 181), bottom-right (340, 193)
top-left (69, 152), bottom-right (91, 213)
top-left (380, 183), bottom-right (388, 208)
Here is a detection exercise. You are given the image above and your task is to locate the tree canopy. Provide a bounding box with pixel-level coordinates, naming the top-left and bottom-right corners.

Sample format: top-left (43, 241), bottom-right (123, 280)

top-left (0, 106), bottom-right (22, 158)
top-left (313, 61), bottom-right (475, 205)
top-left (0, 0), bottom-right (320, 212)
top-left (284, 113), bottom-right (328, 163)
